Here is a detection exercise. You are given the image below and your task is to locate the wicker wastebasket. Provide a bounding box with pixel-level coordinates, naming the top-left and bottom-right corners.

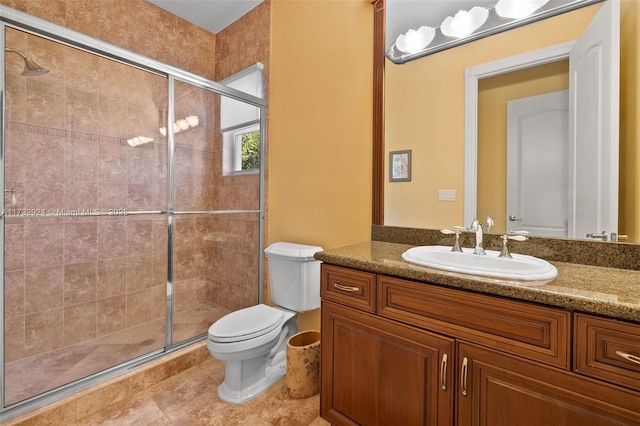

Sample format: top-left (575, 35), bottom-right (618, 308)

top-left (286, 330), bottom-right (321, 398)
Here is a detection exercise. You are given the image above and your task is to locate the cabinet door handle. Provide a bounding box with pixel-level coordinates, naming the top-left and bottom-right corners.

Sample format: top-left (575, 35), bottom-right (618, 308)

top-left (333, 282), bottom-right (359, 292)
top-left (460, 357), bottom-right (468, 396)
top-left (616, 350), bottom-right (640, 365)
top-left (440, 354), bottom-right (448, 390)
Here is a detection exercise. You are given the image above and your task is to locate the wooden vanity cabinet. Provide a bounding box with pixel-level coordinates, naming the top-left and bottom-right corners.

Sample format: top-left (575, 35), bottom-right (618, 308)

top-left (320, 265), bottom-right (454, 426)
top-left (321, 300), bottom-right (454, 426)
top-left (457, 342), bottom-right (640, 425)
top-left (574, 313), bottom-right (640, 391)
top-left (320, 264), bottom-right (640, 425)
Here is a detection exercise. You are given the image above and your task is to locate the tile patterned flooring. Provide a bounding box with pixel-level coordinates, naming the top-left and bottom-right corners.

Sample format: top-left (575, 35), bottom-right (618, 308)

top-left (4, 299), bottom-right (329, 425)
top-left (74, 358), bottom-right (329, 425)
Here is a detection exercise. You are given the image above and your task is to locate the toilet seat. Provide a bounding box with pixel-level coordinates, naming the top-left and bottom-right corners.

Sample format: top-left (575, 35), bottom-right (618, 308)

top-left (208, 304), bottom-right (284, 343)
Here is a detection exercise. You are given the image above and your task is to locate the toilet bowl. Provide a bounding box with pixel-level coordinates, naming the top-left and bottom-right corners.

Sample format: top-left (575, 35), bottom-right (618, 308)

top-left (207, 242), bottom-right (323, 405)
top-left (207, 304), bottom-right (298, 404)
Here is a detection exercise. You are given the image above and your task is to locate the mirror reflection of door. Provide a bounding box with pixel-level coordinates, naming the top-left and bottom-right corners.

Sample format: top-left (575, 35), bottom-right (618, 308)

top-left (507, 91), bottom-right (569, 237)
top-left (568, 0), bottom-right (620, 241)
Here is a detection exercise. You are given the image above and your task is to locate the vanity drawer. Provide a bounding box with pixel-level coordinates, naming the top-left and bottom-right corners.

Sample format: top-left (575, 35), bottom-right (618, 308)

top-left (321, 264), bottom-right (376, 313)
top-left (378, 275), bottom-right (571, 369)
top-left (574, 313), bottom-right (640, 391)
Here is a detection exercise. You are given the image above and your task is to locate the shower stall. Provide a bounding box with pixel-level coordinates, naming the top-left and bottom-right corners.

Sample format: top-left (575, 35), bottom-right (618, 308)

top-left (0, 6), bottom-right (266, 420)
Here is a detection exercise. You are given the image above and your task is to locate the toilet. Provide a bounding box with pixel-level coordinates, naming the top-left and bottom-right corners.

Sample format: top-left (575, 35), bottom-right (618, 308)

top-left (207, 242), bottom-right (323, 404)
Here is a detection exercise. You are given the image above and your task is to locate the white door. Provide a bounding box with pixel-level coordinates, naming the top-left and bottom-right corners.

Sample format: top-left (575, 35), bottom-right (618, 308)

top-left (507, 91), bottom-right (569, 237)
top-left (568, 0), bottom-right (620, 241)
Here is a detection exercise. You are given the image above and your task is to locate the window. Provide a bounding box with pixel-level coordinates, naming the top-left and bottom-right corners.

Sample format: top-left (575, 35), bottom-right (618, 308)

top-left (233, 124), bottom-right (260, 172)
top-left (220, 63), bottom-right (263, 176)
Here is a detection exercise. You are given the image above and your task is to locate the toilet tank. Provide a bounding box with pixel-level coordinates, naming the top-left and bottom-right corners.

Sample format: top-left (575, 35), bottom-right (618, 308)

top-left (264, 242), bottom-right (323, 312)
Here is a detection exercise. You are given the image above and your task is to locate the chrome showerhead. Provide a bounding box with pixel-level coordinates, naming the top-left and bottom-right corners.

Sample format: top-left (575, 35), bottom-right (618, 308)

top-left (5, 47), bottom-right (49, 77)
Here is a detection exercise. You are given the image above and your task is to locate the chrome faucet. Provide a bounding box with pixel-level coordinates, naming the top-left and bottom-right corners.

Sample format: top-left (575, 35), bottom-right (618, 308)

top-left (471, 219), bottom-right (485, 255)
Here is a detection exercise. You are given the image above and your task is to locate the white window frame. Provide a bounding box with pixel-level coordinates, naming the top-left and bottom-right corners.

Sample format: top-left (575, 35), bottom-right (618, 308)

top-left (232, 123), bottom-right (260, 174)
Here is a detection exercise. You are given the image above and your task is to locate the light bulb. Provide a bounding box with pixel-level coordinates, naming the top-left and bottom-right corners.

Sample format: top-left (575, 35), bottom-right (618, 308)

top-left (177, 119), bottom-right (189, 130)
top-left (395, 26), bottom-right (436, 54)
top-left (186, 115), bottom-right (199, 127)
top-left (441, 7), bottom-right (489, 38)
top-left (495, 0), bottom-right (550, 19)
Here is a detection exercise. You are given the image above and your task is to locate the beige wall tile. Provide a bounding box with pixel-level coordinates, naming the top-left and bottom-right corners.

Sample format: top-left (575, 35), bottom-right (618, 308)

top-left (97, 257), bottom-right (126, 298)
top-left (24, 266), bottom-right (63, 314)
top-left (63, 300), bottom-right (97, 345)
top-left (25, 222), bottom-right (64, 268)
top-left (24, 308), bottom-right (64, 356)
top-left (63, 222), bottom-right (98, 264)
top-left (63, 261), bottom-right (97, 305)
top-left (97, 294), bottom-right (127, 335)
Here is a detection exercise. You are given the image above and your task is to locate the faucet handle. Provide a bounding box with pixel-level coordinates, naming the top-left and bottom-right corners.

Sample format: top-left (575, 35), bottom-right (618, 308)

top-left (498, 234), bottom-right (528, 258)
top-left (440, 229), bottom-right (463, 252)
top-left (485, 216), bottom-right (494, 230)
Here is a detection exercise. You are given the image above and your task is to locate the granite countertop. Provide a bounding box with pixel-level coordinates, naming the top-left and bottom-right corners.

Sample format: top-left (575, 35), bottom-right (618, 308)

top-left (315, 241), bottom-right (640, 323)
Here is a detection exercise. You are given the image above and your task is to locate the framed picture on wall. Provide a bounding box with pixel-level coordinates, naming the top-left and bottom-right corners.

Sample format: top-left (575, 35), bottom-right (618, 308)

top-left (389, 150), bottom-right (411, 182)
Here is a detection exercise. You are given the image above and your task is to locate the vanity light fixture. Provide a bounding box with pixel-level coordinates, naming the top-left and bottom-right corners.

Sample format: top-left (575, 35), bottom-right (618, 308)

top-left (495, 0), bottom-right (551, 19)
top-left (127, 136), bottom-right (154, 147)
top-left (386, 0), bottom-right (602, 64)
top-left (395, 26), bottom-right (436, 53)
top-left (441, 7), bottom-right (489, 38)
top-left (159, 115), bottom-right (200, 136)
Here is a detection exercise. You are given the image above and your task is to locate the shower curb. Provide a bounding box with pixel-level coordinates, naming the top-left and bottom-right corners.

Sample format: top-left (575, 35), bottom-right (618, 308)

top-left (3, 341), bottom-right (210, 425)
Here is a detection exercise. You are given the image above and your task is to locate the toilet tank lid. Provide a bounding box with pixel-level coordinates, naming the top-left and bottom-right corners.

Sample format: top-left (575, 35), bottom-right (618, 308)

top-left (264, 242), bottom-right (323, 260)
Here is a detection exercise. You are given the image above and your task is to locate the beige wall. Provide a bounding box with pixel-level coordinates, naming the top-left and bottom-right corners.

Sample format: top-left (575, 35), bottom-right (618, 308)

top-left (384, 4), bottom-right (601, 230)
top-left (269, 0), bottom-right (373, 329)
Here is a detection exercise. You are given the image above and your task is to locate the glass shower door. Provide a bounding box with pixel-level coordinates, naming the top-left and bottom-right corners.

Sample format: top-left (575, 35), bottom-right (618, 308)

top-left (170, 80), bottom-right (263, 346)
top-left (2, 28), bottom-right (168, 405)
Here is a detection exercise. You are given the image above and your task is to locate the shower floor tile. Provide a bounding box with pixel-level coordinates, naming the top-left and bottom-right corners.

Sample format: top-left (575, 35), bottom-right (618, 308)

top-left (5, 304), bottom-right (229, 405)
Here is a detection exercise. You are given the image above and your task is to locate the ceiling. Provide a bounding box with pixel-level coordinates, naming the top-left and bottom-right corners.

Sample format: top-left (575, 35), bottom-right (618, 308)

top-left (148, 0), bottom-right (264, 34)
top-left (149, 0), bottom-right (494, 48)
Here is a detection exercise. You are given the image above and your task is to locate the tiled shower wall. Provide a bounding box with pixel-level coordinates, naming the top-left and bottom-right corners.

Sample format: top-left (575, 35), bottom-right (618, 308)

top-left (2, 0), bottom-right (269, 362)
top-left (3, 24), bottom-right (173, 363)
top-left (213, 1), bottom-right (271, 309)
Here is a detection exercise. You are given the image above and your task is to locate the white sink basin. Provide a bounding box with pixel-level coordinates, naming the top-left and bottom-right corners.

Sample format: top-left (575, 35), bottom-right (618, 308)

top-left (401, 246), bottom-right (557, 281)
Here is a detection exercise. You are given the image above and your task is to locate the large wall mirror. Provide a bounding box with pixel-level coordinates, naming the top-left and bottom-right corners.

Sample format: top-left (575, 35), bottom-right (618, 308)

top-left (379, 0), bottom-right (639, 244)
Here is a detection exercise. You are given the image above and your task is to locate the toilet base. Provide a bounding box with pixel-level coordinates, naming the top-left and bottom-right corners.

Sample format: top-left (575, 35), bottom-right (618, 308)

top-left (217, 349), bottom-right (287, 405)
top-left (214, 319), bottom-right (298, 405)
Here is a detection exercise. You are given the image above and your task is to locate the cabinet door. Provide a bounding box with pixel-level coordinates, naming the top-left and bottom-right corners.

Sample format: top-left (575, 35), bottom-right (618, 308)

top-left (321, 300), bottom-right (454, 426)
top-left (457, 342), bottom-right (640, 426)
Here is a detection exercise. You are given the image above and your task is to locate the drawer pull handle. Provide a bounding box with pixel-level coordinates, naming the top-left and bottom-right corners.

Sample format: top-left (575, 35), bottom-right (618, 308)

top-left (461, 357), bottom-right (468, 396)
top-left (616, 350), bottom-right (640, 366)
top-left (333, 282), bottom-right (359, 292)
top-left (440, 354), bottom-right (448, 390)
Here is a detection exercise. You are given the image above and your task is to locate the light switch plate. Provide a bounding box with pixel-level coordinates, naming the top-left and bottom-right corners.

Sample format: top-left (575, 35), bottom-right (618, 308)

top-left (438, 189), bottom-right (456, 201)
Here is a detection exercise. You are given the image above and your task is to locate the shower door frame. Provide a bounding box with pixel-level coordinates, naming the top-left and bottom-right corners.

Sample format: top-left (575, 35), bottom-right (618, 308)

top-left (0, 5), bottom-right (267, 421)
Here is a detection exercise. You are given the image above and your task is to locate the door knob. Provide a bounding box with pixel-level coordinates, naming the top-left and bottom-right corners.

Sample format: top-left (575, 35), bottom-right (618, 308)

top-left (508, 215), bottom-right (522, 222)
top-left (586, 231), bottom-right (618, 242)
top-left (586, 231), bottom-right (608, 241)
